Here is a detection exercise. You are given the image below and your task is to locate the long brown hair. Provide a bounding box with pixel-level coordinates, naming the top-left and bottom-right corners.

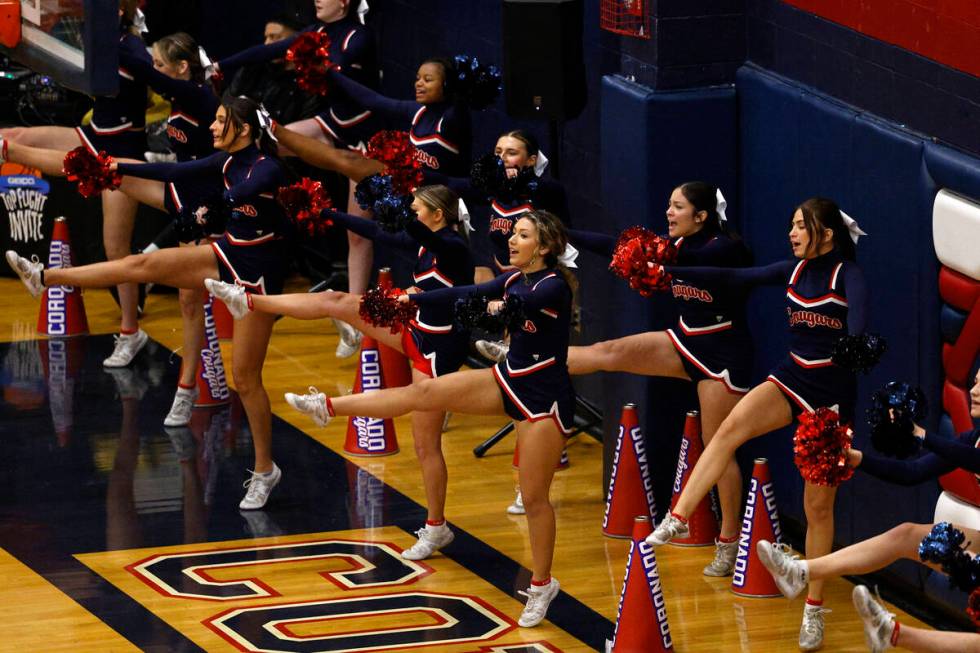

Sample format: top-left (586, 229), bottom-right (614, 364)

top-left (796, 197), bottom-right (856, 261)
top-left (520, 210), bottom-right (578, 296)
top-left (220, 96), bottom-right (279, 160)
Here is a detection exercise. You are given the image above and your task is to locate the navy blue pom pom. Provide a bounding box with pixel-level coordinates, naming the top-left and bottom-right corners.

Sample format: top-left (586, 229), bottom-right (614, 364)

top-left (354, 173), bottom-right (415, 233)
top-left (917, 520), bottom-right (980, 592)
top-left (919, 522), bottom-right (965, 565)
top-left (468, 153), bottom-right (539, 200)
top-left (453, 294), bottom-right (526, 333)
top-left (832, 332), bottom-right (887, 373)
top-left (176, 196), bottom-right (228, 242)
top-left (866, 381), bottom-right (928, 458)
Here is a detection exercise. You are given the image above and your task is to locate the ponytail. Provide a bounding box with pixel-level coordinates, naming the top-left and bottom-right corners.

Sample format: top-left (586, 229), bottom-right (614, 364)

top-left (412, 184), bottom-right (468, 241)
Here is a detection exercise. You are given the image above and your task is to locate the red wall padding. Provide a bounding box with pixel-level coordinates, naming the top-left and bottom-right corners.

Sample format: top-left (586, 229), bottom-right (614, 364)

top-left (784, 0), bottom-right (980, 78)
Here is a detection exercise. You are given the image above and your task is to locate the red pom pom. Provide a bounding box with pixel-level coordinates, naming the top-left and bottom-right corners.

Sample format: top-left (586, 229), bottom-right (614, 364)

top-left (793, 407), bottom-right (855, 486)
top-left (608, 226), bottom-right (678, 296)
top-left (358, 287), bottom-right (416, 334)
top-left (366, 130), bottom-right (424, 195)
top-left (62, 146), bottom-right (121, 198)
top-left (967, 588), bottom-right (980, 629)
top-left (286, 32), bottom-right (338, 96)
top-left (277, 178), bottom-right (334, 237)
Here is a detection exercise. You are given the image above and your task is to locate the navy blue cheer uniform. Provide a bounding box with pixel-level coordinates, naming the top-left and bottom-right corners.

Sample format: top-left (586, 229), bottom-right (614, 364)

top-left (328, 70), bottom-right (471, 176)
top-left (572, 227), bottom-right (755, 394)
top-left (118, 145), bottom-right (290, 294)
top-left (413, 268), bottom-right (576, 433)
top-left (118, 51), bottom-right (222, 236)
top-left (428, 169), bottom-right (570, 273)
top-left (329, 211), bottom-right (474, 377)
top-left (859, 426), bottom-right (980, 485)
top-left (218, 17), bottom-right (380, 151)
top-left (75, 29), bottom-right (149, 160)
top-left (668, 248), bottom-right (869, 419)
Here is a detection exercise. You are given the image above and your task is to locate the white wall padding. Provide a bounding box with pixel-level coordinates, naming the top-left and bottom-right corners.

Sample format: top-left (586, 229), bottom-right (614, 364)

top-left (933, 189), bottom-right (980, 281)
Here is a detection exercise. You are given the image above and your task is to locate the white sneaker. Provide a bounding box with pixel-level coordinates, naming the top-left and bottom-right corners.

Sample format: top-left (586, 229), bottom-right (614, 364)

top-left (703, 538), bottom-right (739, 577)
top-left (239, 463), bottom-right (282, 510)
top-left (507, 488), bottom-right (526, 515)
top-left (401, 523), bottom-right (454, 560)
top-left (6, 251), bottom-right (44, 298)
top-left (103, 329), bottom-right (149, 367)
top-left (204, 278), bottom-right (249, 320)
top-left (164, 386), bottom-right (198, 426)
top-left (475, 339), bottom-right (509, 363)
top-left (284, 386), bottom-right (332, 427)
top-left (333, 318), bottom-right (362, 358)
top-left (756, 540), bottom-right (808, 599)
top-left (799, 603), bottom-right (831, 651)
top-left (518, 578), bottom-right (561, 627)
top-left (646, 513), bottom-right (689, 546)
top-left (853, 586), bottom-right (896, 653)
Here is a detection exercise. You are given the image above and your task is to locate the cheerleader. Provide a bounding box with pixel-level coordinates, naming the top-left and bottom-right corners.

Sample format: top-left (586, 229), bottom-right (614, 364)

top-left (427, 130), bottom-right (571, 514)
top-left (0, 0), bottom-right (150, 368)
top-left (282, 210), bottom-right (575, 628)
top-left (758, 367), bottom-right (980, 652)
top-left (646, 197), bottom-right (870, 651)
top-left (320, 54), bottom-right (488, 352)
top-left (558, 182), bottom-right (753, 575)
top-left (206, 185), bottom-right (474, 559)
top-left (216, 0), bottom-right (380, 342)
top-left (7, 96), bottom-right (292, 511)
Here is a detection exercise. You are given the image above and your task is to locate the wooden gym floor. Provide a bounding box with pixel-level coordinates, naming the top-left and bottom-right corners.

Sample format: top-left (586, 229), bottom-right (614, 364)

top-left (0, 276), bottom-right (931, 652)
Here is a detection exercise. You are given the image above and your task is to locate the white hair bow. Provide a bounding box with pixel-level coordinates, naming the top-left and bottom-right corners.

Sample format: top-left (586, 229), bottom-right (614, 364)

top-left (558, 242), bottom-right (579, 268)
top-left (716, 188), bottom-right (728, 223)
top-left (840, 210), bottom-right (867, 244)
top-left (357, 0), bottom-right (369, 23)
top-left (198, 46), bottom-right (218, 80)
top-left (133, 8), bottom-right (148, 34)
top-left (255, 104), bottom-right (278, 142)
top-left (458, 198), bottom-right (474, 234)
top-left (533, 150), bottom-right (549, 177)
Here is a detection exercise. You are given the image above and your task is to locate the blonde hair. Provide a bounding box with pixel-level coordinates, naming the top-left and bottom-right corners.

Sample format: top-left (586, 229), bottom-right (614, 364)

top-left (154, 32), bottom-right (205, 83)
top-left (413, 184), bottom-right (465, 237)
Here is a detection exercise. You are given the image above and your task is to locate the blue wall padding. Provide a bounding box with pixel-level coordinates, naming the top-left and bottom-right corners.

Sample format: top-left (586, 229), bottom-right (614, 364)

top-left (598, 76), bottom-right (739, 508)
top-left (941, 304), bottom-right (969, 344)
top-left (925, 145), bottom-right (980, 203)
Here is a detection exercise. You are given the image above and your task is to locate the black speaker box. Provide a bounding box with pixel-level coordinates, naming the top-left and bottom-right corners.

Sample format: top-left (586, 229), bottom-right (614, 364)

top-left (502, 0), bottom-right (586, 120)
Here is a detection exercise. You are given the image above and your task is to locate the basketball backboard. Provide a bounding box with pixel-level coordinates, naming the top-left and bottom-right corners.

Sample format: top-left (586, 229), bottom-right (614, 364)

top-left (2, 0), bottom-right (118, 96)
